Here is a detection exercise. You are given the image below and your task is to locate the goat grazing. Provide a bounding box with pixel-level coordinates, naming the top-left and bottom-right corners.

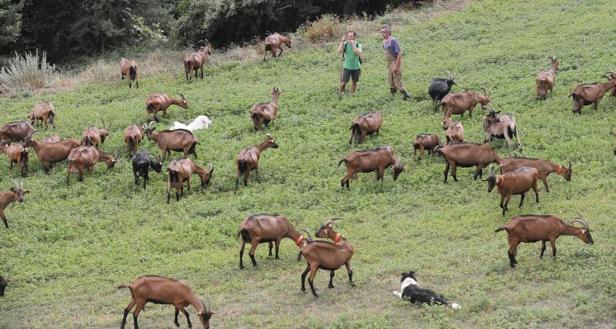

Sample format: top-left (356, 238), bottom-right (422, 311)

top-left (238, 214), bottom-right (305, 269)
top-left (442, 117), bottom-right (464, 144)
top-left (166, 159), bottom-right (213, 203)
top-left (81, 123), bottom-right (111, 148)
top-left (170, 115), bottom-right (212, 131)
top-left (349, 111), bottom-right (382, 145)
top-left (495, 215), bottom-right (593, 268)
top-left (28, 102), bottom-right (56, 129)
top-left (118, 275), bottom-right (214, 329)
top-left (536, 56), bottom-right (559, 100)
top-left (412, 134), bottom-right (441, 160)
top-left (2, 143), bottom-right (29, 177)
top-left (0, 181), bottom-right (27, 228)
top-left (42, 134), bottom-right (61, 143)
top-left (499, 157), bottom-right (571, 192)
top-left (570, 77), bottom-right (616, 114)
top-left (119, 58), bottom-right (138, 88)
top-left (250, 88), bottom-right (282, 131)
top-left (144, 123), bottom-right (198, 160)
top-left (0, 276), bottom-right (6, 296)
top-left (441, 90), bottom-right (490, 118)
top-left (482, 109), bottom-right (520, 148)
top-left (146, 93), bottom-right (188, 122)
top-left (393, 271), bottom-right (461, 310)
top-left (486, 166), bottom-right (539, 216)
top-left (263, 33), bottom-right (292, 61)
top-left (428, 71), bottom-right (456, 111)
top-left (184, 42), bottom-right (212, 81)
top-left (299, 220), bottom-right (355, 297)
top-left (131, 151), bottom-right (162, 189)
top-left (338, 145), bottom-right (404, 189)
top-left (25, 136), bottom-right (80, 173)
top-left (66, 146), bottom-right (117, 185)
top-left (124, 124), bottom-right (143, 156)
top-left (435, 142), bottom-right (501, 183)
top-left (235, 134), bottom-right (278, 192)
top-left (608, 71), bottom-right (616, 96)
top-left (0, 121), bottom-right (35, 144)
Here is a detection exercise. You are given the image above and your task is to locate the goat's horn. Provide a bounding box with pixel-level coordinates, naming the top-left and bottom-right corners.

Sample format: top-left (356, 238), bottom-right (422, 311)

top-left (445, 70), bottom-right (453, 80)
top-left (178, 93), bottom-right (185, 100)
top-left (568, 160), bottom-right (572, 169)
top-left (301, 228), bottom-right (312, 241)
top-left (569, 218), bottom-right (589, 230)
top-left (265, 134), bottom-right (272, 139)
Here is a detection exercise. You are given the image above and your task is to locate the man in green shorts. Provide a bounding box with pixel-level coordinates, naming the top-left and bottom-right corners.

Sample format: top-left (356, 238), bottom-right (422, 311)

top-left (337, 30), bottom-right (363, 98)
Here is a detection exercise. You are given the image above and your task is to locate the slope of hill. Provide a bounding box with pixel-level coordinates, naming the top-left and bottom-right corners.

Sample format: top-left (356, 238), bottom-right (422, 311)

top-left (0, 0), bottom-right (615, 328)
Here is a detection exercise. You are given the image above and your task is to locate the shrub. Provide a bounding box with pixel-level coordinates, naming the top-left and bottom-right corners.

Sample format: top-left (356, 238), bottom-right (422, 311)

top-left (0, 49), bottom-right (59, 95)
top-left (299, 14), bottom-right (345, 43)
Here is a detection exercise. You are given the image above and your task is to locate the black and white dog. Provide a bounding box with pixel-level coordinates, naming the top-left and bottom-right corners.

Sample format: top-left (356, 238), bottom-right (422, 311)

top-left (393, 271), bottom-right (461, 310)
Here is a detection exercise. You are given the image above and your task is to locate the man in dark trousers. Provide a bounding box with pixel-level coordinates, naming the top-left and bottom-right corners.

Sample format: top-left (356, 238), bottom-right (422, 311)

top-left (381, 25), bottom-right (411, 100)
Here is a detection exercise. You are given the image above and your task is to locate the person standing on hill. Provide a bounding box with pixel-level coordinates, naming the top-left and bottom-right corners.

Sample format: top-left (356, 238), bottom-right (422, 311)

top-left (337, 30), bottom-right (363, 99)
top-left (381, 25), bottom-right (411, 100)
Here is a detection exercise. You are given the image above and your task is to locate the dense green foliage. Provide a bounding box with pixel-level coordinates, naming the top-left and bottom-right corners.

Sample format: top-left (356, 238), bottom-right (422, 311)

top-left (1, 0), bottom-right (616, 328)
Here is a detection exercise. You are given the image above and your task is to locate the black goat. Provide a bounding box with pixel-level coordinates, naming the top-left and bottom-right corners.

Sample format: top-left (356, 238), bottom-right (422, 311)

top-left (0, 276), bottom-right (6, 296)
top-left (428, 71), bottom-right (456, 112)
top-left (131, 151), bottom-right (163, 189)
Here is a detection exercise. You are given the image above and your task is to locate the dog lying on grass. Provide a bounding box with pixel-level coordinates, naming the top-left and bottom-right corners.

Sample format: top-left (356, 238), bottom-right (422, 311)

top-left (393, 271), bottom-right (461, 310)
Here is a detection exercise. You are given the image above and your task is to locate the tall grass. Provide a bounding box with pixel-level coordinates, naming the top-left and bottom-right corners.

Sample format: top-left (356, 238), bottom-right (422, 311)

top-left (0, 50), bottom-right (59, 96)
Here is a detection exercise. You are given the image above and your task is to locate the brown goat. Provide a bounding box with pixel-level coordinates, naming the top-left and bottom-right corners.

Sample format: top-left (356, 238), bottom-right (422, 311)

top-left (499, 157), bottom-right (571, 192)
top-left (0, 181), bottom-right (27, 229)
top-left (442, 117), bottom-right (464, 144)
top-left (25, 137), bottom-right (80, 173)
top-left (238, 214), bottom-right (306, 269)
top-left (66, 146), bottom-right (117, 185)
top-left (2, 143), bottom-right (29, 177)
top-left (42, 134), bottom-right (61, 143)
top-left (28, 102), bottom-right (56, 129)
top-left (0, 121), bottom-right (35, 144)
top-left (118, 275), bottom-right (214, 329)
top-left (482, 110), bottom-right (520, 148)
top-left (184, 43), bottom-right (212, 81)
top-left (486, 166), bottom-right (539, 216)
top-left (81, 124), bottom-right (110, 148)
top-left (608, 71), bottom-right (616, 96)
top-left (495, 216), bottom-right (593, 268)
top-left (441, 90), bottom-right (490, 118)
top-left (235, 134), bottom-right (279, 192)
top-left (570, 77), bottom-right (616, 114)
top-left (124, 124), bottom-right (143, 156)
top-left (349, 111), bottom-right (382, 145)
top-left (536, 56), bottom-right (559, 100)
top-left (338, 145), bottom-right (404, 190)
top-left (263, 33), bottom-right (292, 61)
top-left (119, 58), bottom-right (138, 88)
top-left (144, 123), bottom-right (198, 161)
top-left (250, 87), bottom-right (281, 131)
top-left (412, 134), bottom-right (441, 160)
top-left (435, 142), bottom-right (501, 183)
top-left (146, 93), bottom-right (188, 122)
top-left (166, 158), bottom-right (213, 203)
top-left (300, 219), bottom-right (355, 297)
top-left (0, 276), bottom-right (6, 296)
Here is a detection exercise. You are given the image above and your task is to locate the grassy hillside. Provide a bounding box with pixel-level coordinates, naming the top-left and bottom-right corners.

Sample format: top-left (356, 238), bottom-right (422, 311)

top-left (1, 0), bottom-right (616, 328)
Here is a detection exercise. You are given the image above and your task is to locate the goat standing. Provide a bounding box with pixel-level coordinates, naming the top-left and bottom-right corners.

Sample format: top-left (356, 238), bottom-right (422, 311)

top-left (66, 146), bottom-right (117, 185)
top-left (349, 111), bottom-right (382, 145)
top-left (0, 181), bottom-right (27, 228)
top-left (167, 159), bottom-right (213, 203)
top-left (486, 166), bottom-right (540, 216)
top-left (412, 134), bottom-right (441, 160)
top-left (495, 216), bottom-right (593, 268)
top-left (499, 157), bottom-right (571, 192)
top-left (482, 109), bottom-right (520, 148)
top-left (250, 88), bottom-right (281, 131)
top-left (184, 42), bottom-right (212, 81)
top-left (25, 136), bottom-right (80, 173)
top-left (570, 77), bottom-right (616, 114)
top-left (238, 214), bottom-right (305, 269)
top-left (338, 145), bottom-right (404, 189)
top-left (131, 151), bottom-right (162, 189)
top-left (2, 143), bottom-right (29, 177)
top-left (28, 102), bottom-right (56, 129)
top-left (428, 71), bottom-right (456, 112)
top-left (146, 93), bottom-right (188, 122)
top-left (144, 122), bottom-right (198, 161)
top-left (124, 124), bottom-right (143, 156)
top-left (263, 33), bottom-right (292, 61)
top-left (118, 275), bottom-right (214, 329)
top-left (119, 58), bottom-right (138, 88)
top-left (441, 90), bottom-right (490, 118)
top-left (436, 142), bottom-right (501, 183)
top-left (442, 117), bottom-right (464, 144)
top-left (235, 134), bottom-right (278, 192)
top-left (536, 56), bottom-right (559, 100)
top-left (0, 121), bottom-right (35, 144)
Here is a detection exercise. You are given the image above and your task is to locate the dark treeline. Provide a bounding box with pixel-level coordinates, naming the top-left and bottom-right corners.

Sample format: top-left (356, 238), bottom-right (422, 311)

top-left (1, 0), bottom-right (421, 64)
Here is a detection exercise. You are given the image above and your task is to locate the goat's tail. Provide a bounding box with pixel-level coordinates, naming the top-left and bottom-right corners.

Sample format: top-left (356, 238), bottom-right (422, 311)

top-left (508, 126), bottom-right (516, 139)
top-left (117, 284), bottom-right (131, 290)
top-left (237, 160), bottom-right (248, 174)
top-left (83, 136), bottom-right (93, 146)
top-left (129, 65), bottom-right (137, 81)
top-left (494, 227), bottom-right (508, 233)
top-left (188, 141), bottom-right (197, 156)
top-left (239, 229), bottom-right (250, 242)
top-left (19, 149), bottom-right (28, 164)
top-left (146, 103), bottom-right (156, 114)
top-left (184, 59), bottom-right (192, 73)
top-left (338, 159), bottom-right (347, 167)
top-left (349, 123), bottom-right (359, 144)
top-left (48, 110), bottom-right (55, 124)
top-left (169, 169), bottom-right (180, 185)
top-left (127, 137), bottom-right (137, 152)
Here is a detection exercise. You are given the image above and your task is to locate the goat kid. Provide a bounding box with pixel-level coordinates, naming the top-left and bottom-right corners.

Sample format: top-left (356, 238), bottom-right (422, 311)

top-left (536, 56), bottom-right (559, 100)
top-left (2, 143), bottom-right (29, 177)
top-left (0, 181), bottom-right (27, 229)
top-left (349, 111), bottom-right (382, 145)
top-left (250, 87), bottom-right (282, 131)
top-left (235, 135), bottom-right (278, 192)
top-left (131, 151), bottom-right (162, 189)
top-left (486, 166), bottom-right (539, 216)
top-left (412, 134), bottom-right (441, 161)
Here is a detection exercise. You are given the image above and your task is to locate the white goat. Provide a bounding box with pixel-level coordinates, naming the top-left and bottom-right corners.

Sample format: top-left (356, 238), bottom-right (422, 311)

top-left (170, 115), bottom-right (212, 132)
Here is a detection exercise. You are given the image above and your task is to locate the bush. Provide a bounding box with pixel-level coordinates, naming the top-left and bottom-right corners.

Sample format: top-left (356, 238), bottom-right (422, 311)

top-left (299, 14), bottom-right (345, 43)
top-left (0, 49), bottom-right (59, 95)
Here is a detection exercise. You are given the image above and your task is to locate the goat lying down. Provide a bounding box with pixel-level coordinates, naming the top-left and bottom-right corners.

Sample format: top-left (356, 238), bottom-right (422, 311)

top-left (170, 115), bottom-right (212, 131)
top-left (393, 271), bottom-right (461, 310)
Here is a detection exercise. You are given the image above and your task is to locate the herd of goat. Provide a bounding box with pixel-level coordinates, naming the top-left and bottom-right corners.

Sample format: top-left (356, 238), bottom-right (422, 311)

top-left (0, 41), bottom-right (612, 328)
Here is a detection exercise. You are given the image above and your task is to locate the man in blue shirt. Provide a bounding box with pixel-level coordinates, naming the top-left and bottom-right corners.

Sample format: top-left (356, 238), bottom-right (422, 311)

top-left (381, 25), bottom-right (411, 100)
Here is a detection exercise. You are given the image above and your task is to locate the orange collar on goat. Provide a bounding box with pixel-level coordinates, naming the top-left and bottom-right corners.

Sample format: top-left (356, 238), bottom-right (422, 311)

top-left (295, 235), bottom-right (305, 246)
top-left (334, 233), bottom-right (342, 244)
